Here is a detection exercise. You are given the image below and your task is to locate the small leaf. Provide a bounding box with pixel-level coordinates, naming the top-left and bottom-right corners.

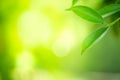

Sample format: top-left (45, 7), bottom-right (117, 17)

top-left (99, 4), bottom-right (120, 18)
top-left (81, 27), bottom-right (110, 54)
top-left (72, 0), bottom-right (79, 6)
top-left (71, 6), bottom-right (104, 23)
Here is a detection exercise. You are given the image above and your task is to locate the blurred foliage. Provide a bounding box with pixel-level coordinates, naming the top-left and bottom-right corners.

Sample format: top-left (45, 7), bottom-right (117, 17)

top-left (33, 46), bottom-right (60, 70)
top-left (0, 0), bottom-right (120, 80)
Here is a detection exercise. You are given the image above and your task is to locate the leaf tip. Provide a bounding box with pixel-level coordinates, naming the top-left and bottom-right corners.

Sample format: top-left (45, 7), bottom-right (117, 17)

top-left (81, 49), bottom-right (85, 55)
top-left (72, 0), bottom-right (79, 6)
top-left (65, 7), bottom-right (72, 11)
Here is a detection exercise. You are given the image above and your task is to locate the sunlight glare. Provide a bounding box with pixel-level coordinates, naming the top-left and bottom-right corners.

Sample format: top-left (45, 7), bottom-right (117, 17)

top-left (18, 10), bottom-right (51, 47)
top-left (52, 29), bottom-right (75, 57)
top-left (16, 51), bottom-right (34, 72)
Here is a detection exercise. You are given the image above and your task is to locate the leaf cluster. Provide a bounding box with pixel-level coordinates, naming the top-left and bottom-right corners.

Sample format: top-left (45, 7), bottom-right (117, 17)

top-left (67, 0), bottom-right (120, 54)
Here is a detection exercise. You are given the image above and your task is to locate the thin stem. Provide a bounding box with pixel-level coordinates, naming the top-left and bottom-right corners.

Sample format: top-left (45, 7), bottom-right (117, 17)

top-left (108, 17), bottom-right (120, 27)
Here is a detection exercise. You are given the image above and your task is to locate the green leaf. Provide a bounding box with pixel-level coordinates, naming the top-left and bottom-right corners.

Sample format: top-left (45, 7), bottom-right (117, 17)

top-left (72, 0), bottom-right (79, 6)
top-left (81, 27), bottom-right (110, 54)
top-left (71, 6), bottom-right (104, 23)
top-left (99, 4), bottom-right (120, 18)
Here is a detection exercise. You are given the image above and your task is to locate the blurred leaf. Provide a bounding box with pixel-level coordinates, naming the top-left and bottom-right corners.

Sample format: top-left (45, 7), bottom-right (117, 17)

top-left (71, 6), bottom-right (104, 23)
top-left (72, 0), bottom-right (79, 6)
top-left (81, 27), bottom-right (110, 54)
top-left (99, 4), bottom-right (120, 17)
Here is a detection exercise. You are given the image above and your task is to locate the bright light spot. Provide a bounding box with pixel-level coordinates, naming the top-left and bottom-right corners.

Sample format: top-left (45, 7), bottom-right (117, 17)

top-left (52, 29), bottom-right (75, 57)
top-left (16, 51), bottom-right (34, 72)
top-left (18, 10), bottom-right (51, 47)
